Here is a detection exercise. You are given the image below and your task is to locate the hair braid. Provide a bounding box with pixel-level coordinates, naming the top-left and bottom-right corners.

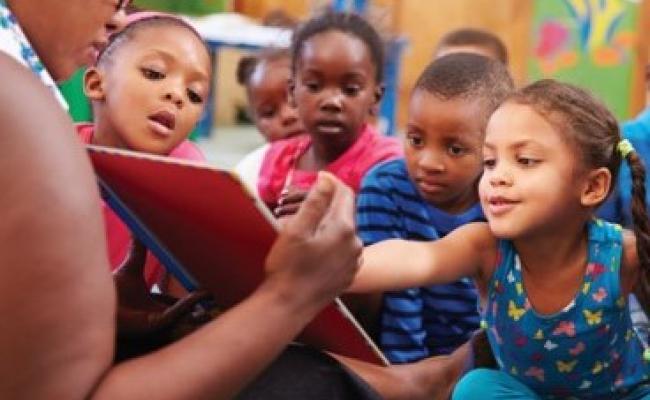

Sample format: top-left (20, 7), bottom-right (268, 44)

top-left (628, 152), bottom-right (650, 314)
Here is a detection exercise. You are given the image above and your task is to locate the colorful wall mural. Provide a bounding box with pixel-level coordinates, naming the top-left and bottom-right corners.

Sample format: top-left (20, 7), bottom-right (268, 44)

top-left (528, 0), bottom-right (641, 119)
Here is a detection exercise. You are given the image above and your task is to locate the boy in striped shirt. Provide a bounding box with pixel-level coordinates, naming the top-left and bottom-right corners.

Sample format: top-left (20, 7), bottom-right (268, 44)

top-left (357, 53), bottom-right (513, 363)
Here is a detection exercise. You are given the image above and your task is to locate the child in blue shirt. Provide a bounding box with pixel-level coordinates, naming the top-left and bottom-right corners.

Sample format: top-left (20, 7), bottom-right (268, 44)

top-left (357, 53), bottom-right (514, 363)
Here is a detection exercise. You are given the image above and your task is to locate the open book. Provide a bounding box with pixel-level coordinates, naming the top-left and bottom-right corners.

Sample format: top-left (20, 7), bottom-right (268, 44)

top-left (87, 145), bottom-right (388, 366)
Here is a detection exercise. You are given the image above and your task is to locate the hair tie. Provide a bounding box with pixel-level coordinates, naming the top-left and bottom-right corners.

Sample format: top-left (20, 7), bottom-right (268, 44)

top-left (617, 139), bottom-right (635, 158)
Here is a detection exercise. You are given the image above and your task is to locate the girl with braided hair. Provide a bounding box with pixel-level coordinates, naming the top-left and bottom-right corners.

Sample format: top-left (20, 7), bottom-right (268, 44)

top-left (349, 79), bottom-right (650, 399)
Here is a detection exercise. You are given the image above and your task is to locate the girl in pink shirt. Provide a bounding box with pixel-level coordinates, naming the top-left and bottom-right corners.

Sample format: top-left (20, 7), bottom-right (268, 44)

top-left (78, 13), bottom-right (211, 288)
top-left (256, 12), bottom-right (402, 217)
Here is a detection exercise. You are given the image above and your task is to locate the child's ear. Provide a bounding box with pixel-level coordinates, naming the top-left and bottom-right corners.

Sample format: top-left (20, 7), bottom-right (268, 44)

top-left (580, 167), bottom-right (612, 207)
top-left (368, 85), bottom-right (384, 117)
top-left (374, 84), bottom-right (385, 105)
top-left (288, 77), bottom-right (297, 107)
top-left (83, 67), bottom-right (106, 101)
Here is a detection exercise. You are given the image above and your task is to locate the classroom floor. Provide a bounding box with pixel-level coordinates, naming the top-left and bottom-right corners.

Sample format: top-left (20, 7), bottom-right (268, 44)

top-left (196, 124), bottom-right (265, 169)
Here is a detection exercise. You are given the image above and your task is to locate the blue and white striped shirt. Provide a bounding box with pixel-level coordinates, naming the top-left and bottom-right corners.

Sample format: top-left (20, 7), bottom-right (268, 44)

top-left (357, 159), bottom-right (482, 363)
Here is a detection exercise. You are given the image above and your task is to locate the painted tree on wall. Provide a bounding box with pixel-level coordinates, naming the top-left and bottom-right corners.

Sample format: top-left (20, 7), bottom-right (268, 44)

top-left (528, 0), bottom-right (639, 119)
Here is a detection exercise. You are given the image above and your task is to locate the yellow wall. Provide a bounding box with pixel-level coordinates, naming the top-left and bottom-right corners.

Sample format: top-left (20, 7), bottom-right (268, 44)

top-left (235, 0), bottom-right (650, 128)
top-left (376, 0), bottom-right (533, 126)
top-left (234, 0), bottom-right (311, 21)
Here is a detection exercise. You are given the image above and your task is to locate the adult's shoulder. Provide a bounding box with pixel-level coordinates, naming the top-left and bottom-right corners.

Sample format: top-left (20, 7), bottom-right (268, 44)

top-left (0, 52), bottom-right (79, 157)
top-left (0, 51), bottom-right (115, 397)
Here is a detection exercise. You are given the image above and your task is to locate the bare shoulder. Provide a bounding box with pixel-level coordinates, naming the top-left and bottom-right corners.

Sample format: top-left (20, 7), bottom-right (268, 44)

top-left (622, 230), bottom-right (638, 264)
top-left (0, 52), bottom-right (100, 215)
top-left (455, 222), bottom-right (495, 244)
top-left (621, 229), bottom-right (639, 295)
top-left (450, 222), bottom-right (499, 282)
top-left (0, 52), bottom-right (115, 397)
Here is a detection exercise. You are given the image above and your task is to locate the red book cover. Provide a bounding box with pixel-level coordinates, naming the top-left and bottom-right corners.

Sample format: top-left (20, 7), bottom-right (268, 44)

top-left (87, 145), bottom-right (388, 366)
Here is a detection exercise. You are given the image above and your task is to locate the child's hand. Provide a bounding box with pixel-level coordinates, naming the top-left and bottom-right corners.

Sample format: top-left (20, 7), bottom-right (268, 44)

top-left (114, 239), bottom-right (212, 337)
top-left (113, 240), bottom-right (153, 311)
top-left (274, 186), bottom-right (309, 220)
top-left (117, 289), bottom-right (213, 337)
top-left (265, 172), bottom-right (362, 311)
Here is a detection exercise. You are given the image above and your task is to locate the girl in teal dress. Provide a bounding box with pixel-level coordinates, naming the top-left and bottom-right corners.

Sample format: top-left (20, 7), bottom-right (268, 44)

top-left (349, 79), bottom-right (650, 399)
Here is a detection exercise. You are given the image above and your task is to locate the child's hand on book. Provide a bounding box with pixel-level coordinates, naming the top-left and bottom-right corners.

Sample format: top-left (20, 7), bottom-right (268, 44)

top-left (264, 172), bottom-right (363, 311)
top-left (274, 186), bottom-right (308, 221)
top-left (114, 239), bottom-right (212, 337)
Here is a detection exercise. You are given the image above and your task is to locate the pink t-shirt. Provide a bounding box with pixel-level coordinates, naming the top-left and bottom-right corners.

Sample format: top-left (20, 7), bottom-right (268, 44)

top-left (76, 123), bottom-right (205, 287)
top-left (257, 124), bottom-right (402, 209)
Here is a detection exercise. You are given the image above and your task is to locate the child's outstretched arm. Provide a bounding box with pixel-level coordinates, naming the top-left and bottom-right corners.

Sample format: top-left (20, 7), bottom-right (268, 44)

top-left (348, 222), bottom-right (496, 293)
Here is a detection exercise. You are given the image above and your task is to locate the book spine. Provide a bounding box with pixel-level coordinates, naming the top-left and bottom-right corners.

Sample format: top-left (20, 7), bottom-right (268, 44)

top-left (97, 177), bottom-right (198, 291)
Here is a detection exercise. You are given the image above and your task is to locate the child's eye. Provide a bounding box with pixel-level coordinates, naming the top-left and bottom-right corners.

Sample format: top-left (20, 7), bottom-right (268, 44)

top-left (448, 144), bottom-right (466, 156)
top-left (187, 89), bottom-right (203, 104)
top-left (343, 85), bottom-right (361, 96)
top-left (483, 158), bottom-right (496, 169)
top-left (141, 67), bottom-right (164, 80)
top-left (258, 106), bottom-right (277, 119)
top-left (517, 157), bottom-right (539, 167)
top-left (305, 81), bottom-right (320, 92)
top-left (406, 135), bottom-right (424, 148)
